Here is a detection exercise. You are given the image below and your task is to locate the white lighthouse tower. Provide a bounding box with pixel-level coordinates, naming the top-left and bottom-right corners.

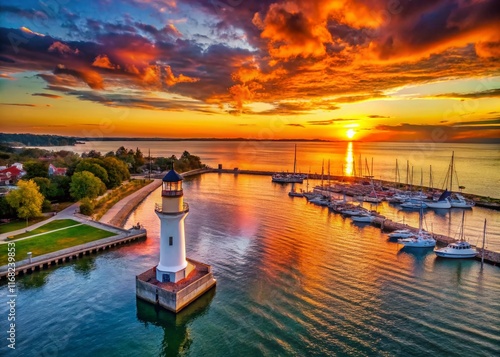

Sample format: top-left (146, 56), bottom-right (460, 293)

top-left (137, 168), bottom-right (216, 312)
top-left (154, 169), bottom-right (192, 283)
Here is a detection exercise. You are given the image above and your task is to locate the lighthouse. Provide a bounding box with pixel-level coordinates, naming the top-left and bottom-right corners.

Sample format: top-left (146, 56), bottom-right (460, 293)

top-left (155, 169), bottom-right (191, 283)
top-left (136, 168), bottom-right (216, 313)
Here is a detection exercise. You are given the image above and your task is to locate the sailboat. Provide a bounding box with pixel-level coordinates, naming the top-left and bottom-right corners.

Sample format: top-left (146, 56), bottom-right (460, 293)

top-left (272, 144), bottom-right (304, 183)
top-left (434, 212), bottom-right (477, 258)
top-left (398, 204), bottom-right (436, 248)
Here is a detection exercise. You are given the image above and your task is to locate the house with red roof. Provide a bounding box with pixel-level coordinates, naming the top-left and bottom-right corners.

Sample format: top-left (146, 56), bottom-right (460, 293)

top-left (0, 166), bottom-right (25, 185)
top-left (48, 164), bottom-right (67, 176)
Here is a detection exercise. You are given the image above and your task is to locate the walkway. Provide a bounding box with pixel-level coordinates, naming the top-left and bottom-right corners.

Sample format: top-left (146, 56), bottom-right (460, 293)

top-left (0, 202), bottom-right (81, 242)
top-left (99, 179), bottom-right (162, 227)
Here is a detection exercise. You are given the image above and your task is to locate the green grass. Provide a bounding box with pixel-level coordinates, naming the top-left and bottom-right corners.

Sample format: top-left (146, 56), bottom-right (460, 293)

top-left (0, 224), bottom-right (116, 266)
top-left (0, 216), bottom-right (49, 234)
top-left (8, 219), bottom-right (80, 240)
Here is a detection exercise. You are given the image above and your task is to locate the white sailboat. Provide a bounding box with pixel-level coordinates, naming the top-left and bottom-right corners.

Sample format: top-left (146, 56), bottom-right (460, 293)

top-left (434, 212), bottom-right (477, 258)
top-left (273, 144), bottom-right (304, 183)
top-left (398, 205), bottom-right (436, 248)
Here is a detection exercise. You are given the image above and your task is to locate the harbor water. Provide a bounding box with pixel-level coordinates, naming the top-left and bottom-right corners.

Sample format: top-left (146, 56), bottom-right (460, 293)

top-left (33, 141), bottom-right (500, 199)
top-left (2, 173), bottom-right (499, 356)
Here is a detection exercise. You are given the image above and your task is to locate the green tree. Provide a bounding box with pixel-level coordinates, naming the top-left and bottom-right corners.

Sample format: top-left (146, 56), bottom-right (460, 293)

top-left (75, 159), bottom-right (109, 187)
top-left (70, 171), bottom-right (106, 200)
top-left (0, 196), bottom-right (17, 218)
top-left (101, 157), bottom-right (130, 188)
top-left (47, 175), bottom-right (71, 201)
top-left (32, 177), bottom-right (51, 197)
top-left (23, 161), bottom-right (49, 179)
top-left (79, 197), bottom-right (95, 216)
top-left (133, 147), bottom-right (145, 173)
top-left (5, 180), bottom-right (44, 225)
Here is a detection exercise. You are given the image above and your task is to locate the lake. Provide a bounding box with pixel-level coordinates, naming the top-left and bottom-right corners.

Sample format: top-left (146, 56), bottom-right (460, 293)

top-left (2, 173), bottom-right (499, 356)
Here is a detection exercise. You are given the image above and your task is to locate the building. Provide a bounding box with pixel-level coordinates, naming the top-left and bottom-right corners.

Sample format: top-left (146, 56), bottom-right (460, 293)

top-left (136, 169), bottom-right (216, 312)
top-left (48, 164), bottom-right (67, 176)
top-left (0, 166), bottom-right (25, 186)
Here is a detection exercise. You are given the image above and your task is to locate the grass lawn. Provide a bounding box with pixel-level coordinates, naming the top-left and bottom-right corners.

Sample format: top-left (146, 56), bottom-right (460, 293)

top-left (0, 216), bottom-right (49, 234)
top-left (8, 219), bottom-right (81, 240)
top-left (0, 224), bottom-right (116, 266)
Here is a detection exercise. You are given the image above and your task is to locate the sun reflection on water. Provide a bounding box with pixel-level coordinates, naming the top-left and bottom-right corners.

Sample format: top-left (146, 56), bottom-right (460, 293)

top-left (345, 141), bottom-right (354, 176)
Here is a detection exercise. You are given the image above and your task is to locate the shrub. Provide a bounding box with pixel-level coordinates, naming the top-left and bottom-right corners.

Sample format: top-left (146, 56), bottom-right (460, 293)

top-left (79, 197), bottom-right (95, 216)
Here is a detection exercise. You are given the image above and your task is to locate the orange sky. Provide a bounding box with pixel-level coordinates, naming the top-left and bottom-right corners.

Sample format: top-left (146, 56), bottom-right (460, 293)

top-left (0, 0), bottom-right (499, 142)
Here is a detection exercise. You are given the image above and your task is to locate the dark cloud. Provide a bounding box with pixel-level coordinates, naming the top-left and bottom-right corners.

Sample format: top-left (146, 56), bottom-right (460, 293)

top-left (367, 115), bottom-right (390, 119)
top-left (307, 118), bottom-right (356, 126)
top-left (32, 93), bottom-right (62, 99)
top-left (1, 103), bottom-right (37, 107)
top-left (286, 123), bottom-right (305, 128)
top-left (433, 88), bottom-right (500, 99)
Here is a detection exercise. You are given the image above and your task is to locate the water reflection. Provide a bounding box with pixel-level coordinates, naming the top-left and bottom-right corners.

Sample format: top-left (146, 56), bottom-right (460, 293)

top-left (345, 141), bottom-right (354, 176)
top-left (136, 287), bottom-right (215, 357)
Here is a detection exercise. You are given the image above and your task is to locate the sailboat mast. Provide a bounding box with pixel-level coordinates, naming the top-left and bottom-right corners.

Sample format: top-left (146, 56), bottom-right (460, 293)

top-left (481, 219), bottom-right (486, 268)
top-left (395, 159), bottom-right (398, 187)
top-left (450, 151), bottom-right (454, 192)
top-left (371, 157), bottom-right (374, 178)
top-left (359, 154), bottom-right (362, 177)
top-left (406, 160), bottom-right (409, 186)
top-left (328, 159), bottom-right (331, 187)
top-left (293, 144), bottom-right (297, 174)
top-left (429, 165), bottom-right (433, 190)
top-left (460, 211), bottom-right (465, 242)
top-left (321, 159), bottom-right (324, 188)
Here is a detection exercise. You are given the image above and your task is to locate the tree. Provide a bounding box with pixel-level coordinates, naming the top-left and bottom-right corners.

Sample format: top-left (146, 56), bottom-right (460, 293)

top-left (23, 161), bottom-right (49, 179)
top-left (70, 171), bottom-right (106, 200)
top-left (47, 175), bottom-right (71, 201)
top-left (32, 177), bottom-right (51, 197)
top-left (101, 157), bottom-right (130, 188)
top-left (75, 159), bottom-right (109, 187)
top-left (5, 180), bottom-right (44, 225)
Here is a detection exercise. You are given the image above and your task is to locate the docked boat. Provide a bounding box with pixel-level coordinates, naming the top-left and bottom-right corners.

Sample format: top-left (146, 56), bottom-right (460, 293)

top-left (272, 173), bottom-right (304, 183)
top-left (288, 183), bottom-right (304, 197)
top-left (400, 200), bottom-right (427, 209)
top-left (435, 241), bottom-right (477, 258)
top-left (435, 212), bottom-right (476, 258)
top-left (388, 229), bottom-right (414, 239)
top-left (425, 189), bottom-right (451, 209)
top-left (272, 144), bottom-right (304, 183)
top-left (398, 207), bottom-right (436, 248)
top-left (450, 193), bottom-right (475, 208)
top-left (351, 213), bottom-right (375, 223)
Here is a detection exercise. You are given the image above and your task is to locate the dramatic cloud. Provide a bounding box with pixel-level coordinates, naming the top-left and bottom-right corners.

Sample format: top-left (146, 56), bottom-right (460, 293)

top-left (0, 1), bottom-right (499, 140)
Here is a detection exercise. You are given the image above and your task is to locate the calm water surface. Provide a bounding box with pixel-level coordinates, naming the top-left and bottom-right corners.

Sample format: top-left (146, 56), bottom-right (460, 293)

top-left (2, 174), bottom-right (500, 356)
top-left (35, 141), bottom-right (500, 198)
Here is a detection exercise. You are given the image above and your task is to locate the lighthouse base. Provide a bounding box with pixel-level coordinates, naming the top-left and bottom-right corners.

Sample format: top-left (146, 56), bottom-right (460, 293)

top-left (136, 258), bottom-right (216, 313)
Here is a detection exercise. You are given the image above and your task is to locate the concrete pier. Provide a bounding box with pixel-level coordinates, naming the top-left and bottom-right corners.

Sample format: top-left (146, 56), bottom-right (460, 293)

top-left (136, 258), bottom-right (216, 313)
top-left (0, 228), bottom-right (146, 279)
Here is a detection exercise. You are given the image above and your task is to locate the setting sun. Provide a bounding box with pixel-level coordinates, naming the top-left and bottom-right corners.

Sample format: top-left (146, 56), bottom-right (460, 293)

top-left (346, 129), bottom-right (356, 139)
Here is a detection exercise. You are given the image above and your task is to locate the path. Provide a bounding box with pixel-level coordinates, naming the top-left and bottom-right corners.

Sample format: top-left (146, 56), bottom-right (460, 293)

top-left (99, 179), bottom-right (162, 227)
top-left (0, 202), bottom-right (81, 242)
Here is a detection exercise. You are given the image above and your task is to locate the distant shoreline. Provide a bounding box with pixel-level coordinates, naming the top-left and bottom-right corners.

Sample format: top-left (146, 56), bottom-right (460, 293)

top-left (2, 133), bottom-right (499, 145)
